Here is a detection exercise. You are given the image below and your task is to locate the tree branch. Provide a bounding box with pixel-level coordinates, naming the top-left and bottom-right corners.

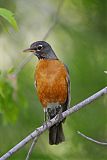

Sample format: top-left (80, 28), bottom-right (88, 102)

top-left (12, 54), bottom-right (34, 77)
top-left (43, 0), bottom-right (64, 41)
top-left (0, 87), bottom-right (107, 160)
top-left (77, 131), bottom-right (107, 145)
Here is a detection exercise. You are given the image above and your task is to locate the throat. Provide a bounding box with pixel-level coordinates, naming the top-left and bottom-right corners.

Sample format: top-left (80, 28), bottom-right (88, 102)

top-left (39, 55), bottom-right (58, 60)
top-left (38, 50), bottom-right (58, 60)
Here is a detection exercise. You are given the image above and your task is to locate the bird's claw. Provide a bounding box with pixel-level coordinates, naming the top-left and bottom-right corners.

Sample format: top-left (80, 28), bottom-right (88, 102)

top-left (55, 105), bottom-right (63, 124)
top-left (43, 121), bottom-right (48, 128)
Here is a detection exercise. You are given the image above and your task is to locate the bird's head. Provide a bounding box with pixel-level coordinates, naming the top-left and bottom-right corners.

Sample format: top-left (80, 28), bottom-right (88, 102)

top-left (23, 41), bottom-right (58, 60)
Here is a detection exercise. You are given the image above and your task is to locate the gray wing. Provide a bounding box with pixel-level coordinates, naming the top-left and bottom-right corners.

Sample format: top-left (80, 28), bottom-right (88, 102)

top-left (63, 64), bottom-right (71, 111)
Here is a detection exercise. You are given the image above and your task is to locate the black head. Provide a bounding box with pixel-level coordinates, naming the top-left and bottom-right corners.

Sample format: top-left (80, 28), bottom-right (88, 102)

top-left (23, 41), bottom-right (58, 60)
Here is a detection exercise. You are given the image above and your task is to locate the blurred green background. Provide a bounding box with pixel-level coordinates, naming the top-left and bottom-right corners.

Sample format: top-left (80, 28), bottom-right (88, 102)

top-left (0, 0), bottom-right (107, 159)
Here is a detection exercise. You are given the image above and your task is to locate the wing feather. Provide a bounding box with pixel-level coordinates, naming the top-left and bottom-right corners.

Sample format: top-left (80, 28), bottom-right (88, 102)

top-left (63, 64), bottom-right (71, 111)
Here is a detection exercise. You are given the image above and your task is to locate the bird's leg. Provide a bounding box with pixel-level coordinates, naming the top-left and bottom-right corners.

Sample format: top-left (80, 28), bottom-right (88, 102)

top-left (43, 107), bottom-right (56, 128)
top-left (47, 107), bottom-right (56, 120)
top-left (46, 104), bottom-right (63, 126)
top-left (44, 110), bottom-right (47, 122)
top-left (43, 108), bottom-right (48, 128)
top-left (47, 108), bottom-right (51, 120)
top-left (55, 105), bottom-right (63, 124)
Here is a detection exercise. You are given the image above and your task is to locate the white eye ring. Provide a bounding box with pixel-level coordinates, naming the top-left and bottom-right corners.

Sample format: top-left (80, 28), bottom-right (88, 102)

top-left (37, 45), bottom-right (43, 51)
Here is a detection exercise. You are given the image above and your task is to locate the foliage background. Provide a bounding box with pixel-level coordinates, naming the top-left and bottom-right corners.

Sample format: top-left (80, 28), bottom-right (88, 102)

top-left (0, 0), bottom-right (107, 159)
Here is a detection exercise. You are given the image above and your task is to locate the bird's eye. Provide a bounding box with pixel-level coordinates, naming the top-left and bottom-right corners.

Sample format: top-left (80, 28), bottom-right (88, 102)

top-left (37, 45), bottom-right (43, 51)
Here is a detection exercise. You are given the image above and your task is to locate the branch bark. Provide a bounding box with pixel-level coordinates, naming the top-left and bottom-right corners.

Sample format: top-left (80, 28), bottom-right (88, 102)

top-left (0, 87), bottom-right (107, 160)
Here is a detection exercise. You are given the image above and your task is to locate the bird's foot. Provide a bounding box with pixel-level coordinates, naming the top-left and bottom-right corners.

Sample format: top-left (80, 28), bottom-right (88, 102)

top-left (47, 107), bottom-right (56, 119)
top-left (47, 104), bottom-right (63, 124)
top-left (43, 121), bottom-right (48, 128)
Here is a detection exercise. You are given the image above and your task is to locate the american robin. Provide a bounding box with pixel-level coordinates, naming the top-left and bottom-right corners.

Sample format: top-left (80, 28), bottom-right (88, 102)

top-left (24, 41), bottom-right (71, 145)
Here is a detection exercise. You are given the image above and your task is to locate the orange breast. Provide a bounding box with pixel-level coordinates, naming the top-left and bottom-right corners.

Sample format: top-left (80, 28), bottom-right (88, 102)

top-left (35, 59), bottom-right (68, 108)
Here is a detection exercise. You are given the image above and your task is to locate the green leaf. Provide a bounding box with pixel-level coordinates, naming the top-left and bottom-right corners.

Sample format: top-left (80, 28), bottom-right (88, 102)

top-left (0, 88), bottom-right (5, 98)
top-left (7, 67), bottom-right (15, 74)
top-left (0, 8), bottom-right (18, 31)
top-left (104, 71), bottom-right (107, 74)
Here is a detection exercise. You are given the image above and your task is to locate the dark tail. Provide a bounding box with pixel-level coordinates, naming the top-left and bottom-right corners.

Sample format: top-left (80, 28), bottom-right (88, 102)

top-left (49, 122), bottom-right (65, 145)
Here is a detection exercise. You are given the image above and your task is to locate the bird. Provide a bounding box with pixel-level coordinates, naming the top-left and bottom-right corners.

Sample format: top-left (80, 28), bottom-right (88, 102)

top-left (24, 41), bottom-right (71, 145)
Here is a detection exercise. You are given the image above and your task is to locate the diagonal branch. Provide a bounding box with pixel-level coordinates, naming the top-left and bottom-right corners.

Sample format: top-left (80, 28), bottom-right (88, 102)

top-left (0, 87), bottom-right (107, 160)
top-left (13, 54), bottom-right (34, 77)
top-left (43, 0), bottom-right (64, 41)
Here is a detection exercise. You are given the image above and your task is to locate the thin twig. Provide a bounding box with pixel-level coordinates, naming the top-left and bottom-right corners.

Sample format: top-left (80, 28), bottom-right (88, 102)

top-left (77, 131), bottom-right (107, 145)
top-left (12, 54), bottom-right (34, 77)
top-left (12, 0), bottom-right (64, 77)
top-left (43, 0), bottom-right (64, 41)
top-left (25, 137), bottom-right (38, 160)
top-left (0, 87), bottom-right (107, 160)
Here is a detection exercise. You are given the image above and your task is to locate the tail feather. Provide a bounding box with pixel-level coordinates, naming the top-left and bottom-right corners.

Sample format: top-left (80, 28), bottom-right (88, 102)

top-left (49, 122), bottom-right (65, 145)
